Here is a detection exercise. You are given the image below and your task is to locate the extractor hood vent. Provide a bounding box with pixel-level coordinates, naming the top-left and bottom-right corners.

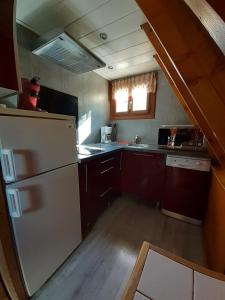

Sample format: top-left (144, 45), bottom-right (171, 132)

top-left (32, 32), bottom-right (105, 74)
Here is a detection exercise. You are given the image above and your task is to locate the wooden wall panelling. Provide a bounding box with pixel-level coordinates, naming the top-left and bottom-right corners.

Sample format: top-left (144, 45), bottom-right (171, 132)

top-left (0, 175), bottom-right (27, 299)
top-left (141, 23), bottom-right (221, 164)
top-left (136, 0), bottom-right (225, 168)
top-left (204, 168), bottom-right (225, 273)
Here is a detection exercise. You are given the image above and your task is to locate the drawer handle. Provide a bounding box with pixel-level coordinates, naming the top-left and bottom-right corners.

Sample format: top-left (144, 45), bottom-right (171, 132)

top-left (100, 187), bottom-right (113, 198)
top-left (100, 157), bottom-right (115, 164)
top-left (100, 166), bottom-right (114, 174)
top-left (85, 164), bottom-right (88, 193)
top-left (133, 153), bottom-right (154, 157)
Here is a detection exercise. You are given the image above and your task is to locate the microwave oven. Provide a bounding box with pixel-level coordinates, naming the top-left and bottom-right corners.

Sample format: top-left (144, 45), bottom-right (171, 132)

top-left (158, 125), bottom-right (207, 151)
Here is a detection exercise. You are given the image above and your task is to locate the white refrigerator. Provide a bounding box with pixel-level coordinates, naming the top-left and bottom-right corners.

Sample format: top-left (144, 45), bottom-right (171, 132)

top-left (0, 115), bottom-right (81, 296)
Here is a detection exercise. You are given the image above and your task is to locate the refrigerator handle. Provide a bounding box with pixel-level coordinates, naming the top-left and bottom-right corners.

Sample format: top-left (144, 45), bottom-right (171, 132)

top-left (6, 189), bottom-right (23, 218)
top-left (0, 149), bottom-right (17, 183)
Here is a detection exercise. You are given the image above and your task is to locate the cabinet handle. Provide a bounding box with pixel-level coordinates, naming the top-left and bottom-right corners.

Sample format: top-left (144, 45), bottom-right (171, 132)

top-left (0, 149), bottom-right (16, 183)
top-left (120, 152), bottom-right (123, 171)
top-left (100, 166), bottom-right (114, 174)
top-left (133, 153), bottom-right (154, 157)
top-left (85, 164), bottom-right (88, 193)
top-left (100, 187), bottom-right (113, 198)
top-left (100, 157), bottom-right (115, 164)
top-left (6, 189), bottom-right (22, 218)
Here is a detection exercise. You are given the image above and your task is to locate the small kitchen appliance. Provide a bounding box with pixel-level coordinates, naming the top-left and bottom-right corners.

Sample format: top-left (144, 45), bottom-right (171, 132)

top-left (158, 125), bottom-right (207, 151)
top-left (101, 126), bottom-right (112, 143)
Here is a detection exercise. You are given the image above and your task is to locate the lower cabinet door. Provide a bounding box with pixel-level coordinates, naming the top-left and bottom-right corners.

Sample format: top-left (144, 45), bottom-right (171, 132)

top-left (162, 166), bottom-right (210, 220)
top-left (121, 151), bottom-right (166, 204)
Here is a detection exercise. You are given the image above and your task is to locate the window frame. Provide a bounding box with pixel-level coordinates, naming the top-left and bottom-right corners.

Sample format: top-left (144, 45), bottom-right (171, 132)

top-left (109, 82), bottom-right (156, 120)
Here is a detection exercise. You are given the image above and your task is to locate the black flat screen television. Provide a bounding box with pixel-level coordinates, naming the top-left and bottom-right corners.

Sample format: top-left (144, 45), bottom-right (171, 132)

top-left (37, 85), bottom-right (78, 126)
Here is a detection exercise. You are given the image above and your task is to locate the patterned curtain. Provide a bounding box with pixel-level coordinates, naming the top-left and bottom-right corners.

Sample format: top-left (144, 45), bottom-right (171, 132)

top-left (112, 71), bottom-right (157, 97)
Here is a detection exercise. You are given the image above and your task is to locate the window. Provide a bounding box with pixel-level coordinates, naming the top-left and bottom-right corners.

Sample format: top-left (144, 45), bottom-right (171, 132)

top-left (132, 86), bottom-right (148, 111)
top-left (115, 89), bottom-right (129, 113)
top-left (110, 72), bottom-right (157, 120)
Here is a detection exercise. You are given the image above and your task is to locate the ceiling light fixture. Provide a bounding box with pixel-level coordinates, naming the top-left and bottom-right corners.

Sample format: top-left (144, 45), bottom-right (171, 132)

top-left (108, 65), bottom-right (113, 70)
top-left (99, 32), bottom-right (108, 40)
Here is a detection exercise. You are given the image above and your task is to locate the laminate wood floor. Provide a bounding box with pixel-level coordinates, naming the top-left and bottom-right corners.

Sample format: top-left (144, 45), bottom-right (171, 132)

top-left (33, 195), bottom-right (205, 300)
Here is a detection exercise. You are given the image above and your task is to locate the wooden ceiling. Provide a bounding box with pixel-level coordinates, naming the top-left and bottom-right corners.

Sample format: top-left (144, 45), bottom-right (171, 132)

top-left (16, 0), bottom-right (159, 80)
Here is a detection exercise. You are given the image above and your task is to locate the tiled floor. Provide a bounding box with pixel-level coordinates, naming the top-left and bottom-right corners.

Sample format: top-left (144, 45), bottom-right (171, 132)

top-left (33, 195), bottom-right (205, 300)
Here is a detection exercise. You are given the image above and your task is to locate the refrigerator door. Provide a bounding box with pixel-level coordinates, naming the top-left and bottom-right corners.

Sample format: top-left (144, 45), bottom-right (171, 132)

top-left (0, 116), bottom-right (77, 183)
top-left (6, 164), bottom-right (81, 296)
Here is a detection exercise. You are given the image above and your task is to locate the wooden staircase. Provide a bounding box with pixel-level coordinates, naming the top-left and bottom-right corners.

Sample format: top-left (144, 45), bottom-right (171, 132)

top-left (136, 0), bottom-right (225, 168)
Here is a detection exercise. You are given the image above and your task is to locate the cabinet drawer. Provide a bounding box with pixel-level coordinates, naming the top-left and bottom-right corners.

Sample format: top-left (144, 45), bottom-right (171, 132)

top-left (99, 166), bottom-right (117, 194)
top-left (86, 152), bottom-right (121, 194)
top-left (88, 152), bottom-right (120, 175)
top-left (131, 151), bottom-right (164, 161)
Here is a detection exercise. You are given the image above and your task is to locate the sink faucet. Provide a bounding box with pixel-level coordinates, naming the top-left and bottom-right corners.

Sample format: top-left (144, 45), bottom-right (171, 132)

top-left (134, 135), bottom-right (141, 144)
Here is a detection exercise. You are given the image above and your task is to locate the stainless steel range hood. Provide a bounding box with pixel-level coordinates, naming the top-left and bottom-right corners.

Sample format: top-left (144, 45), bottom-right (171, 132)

top-left (32, 31), bottom-right (105, 74)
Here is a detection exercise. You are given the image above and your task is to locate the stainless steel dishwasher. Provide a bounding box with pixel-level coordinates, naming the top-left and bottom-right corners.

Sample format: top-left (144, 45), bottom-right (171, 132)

top-left (162, 155), bottom-right (211, 225)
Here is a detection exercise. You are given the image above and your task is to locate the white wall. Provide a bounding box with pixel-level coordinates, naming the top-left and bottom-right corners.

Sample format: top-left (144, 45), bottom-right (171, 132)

top-left (18, 46), bottom-right (109, 144)
top-left (115, 70), bottom-right (191, 144)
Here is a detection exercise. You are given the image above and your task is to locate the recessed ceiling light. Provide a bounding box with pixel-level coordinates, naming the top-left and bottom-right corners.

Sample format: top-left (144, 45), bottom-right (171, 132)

top-left (99, 32), bottom-right (108, 40)
top-left (108, 65), bottom-right (113, 70)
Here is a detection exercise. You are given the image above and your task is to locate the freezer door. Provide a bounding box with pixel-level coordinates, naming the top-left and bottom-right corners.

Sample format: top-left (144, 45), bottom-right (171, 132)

top-left (0, 116), bottom-right (76, 182)
top-left (6, 164), bottom-right (81, 296)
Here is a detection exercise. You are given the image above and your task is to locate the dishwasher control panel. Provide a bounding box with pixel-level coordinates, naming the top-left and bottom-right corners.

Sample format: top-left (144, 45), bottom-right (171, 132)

top-left (166, 155), bottom-right (211, 172)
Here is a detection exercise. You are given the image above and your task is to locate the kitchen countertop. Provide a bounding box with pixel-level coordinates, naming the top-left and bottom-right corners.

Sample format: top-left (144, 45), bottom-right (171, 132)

top-left (77, 143), bottom-right (210, 163)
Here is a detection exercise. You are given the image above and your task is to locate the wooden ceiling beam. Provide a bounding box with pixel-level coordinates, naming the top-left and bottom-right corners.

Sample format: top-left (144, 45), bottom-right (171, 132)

top-left (137, 0), bottom-right (225, 168)
top-left (153, 53), bottom-right (197, 126)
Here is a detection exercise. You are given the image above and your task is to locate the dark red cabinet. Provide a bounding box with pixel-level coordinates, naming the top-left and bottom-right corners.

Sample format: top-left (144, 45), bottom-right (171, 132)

top-left (0, 1), bottom-right (21, 95)
top-left (79, 151), bottom-right (121, 235)
top-left (162, 166), bottom-right (210, 221)
top-left (121, 151), bottom-right (166, 204)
